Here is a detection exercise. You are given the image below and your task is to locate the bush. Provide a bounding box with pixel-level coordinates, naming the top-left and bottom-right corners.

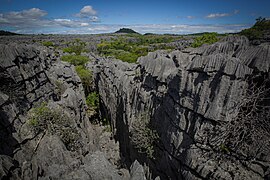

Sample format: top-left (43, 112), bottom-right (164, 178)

top-left (240, 28), bottom-right (262, 40)
top-left (115, 51), bottom-right (139, 63)
top-left (75, 65), bottom-right (93, 93)
top-left (54, 80), bottom-right (66, 97)
top-left (130, 112), bottom-right (159, 159)
top-left (218, 77), bottom-right (270, 159)
top-left (86, 92), bottom-right (99, 109)
top-left (63, 39), bottom-right (87, 55)
top-left (191, 32), bottom-right (219, 48)
top-left (61, 55), bottom-right (89, 66)
top-left (42, 41), bottom-right (54, 47)
top-left (28, 103), bottom-right (80, 151)
top-left (97, 34), bottom-right (181, 63)
top-left (240, 17), bottom-right (270, 40)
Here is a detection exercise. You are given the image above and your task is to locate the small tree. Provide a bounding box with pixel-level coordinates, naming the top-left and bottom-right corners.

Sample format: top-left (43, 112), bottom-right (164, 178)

top-left (130, 112), bottom-right (159, 159)
top-left (219, 76), bottom-right (270, 160)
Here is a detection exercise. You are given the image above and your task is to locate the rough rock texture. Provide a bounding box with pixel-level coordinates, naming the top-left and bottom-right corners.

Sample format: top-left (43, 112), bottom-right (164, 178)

top-left (130, 160), bottom-right (146, 180)
top-left (0, 43), bottom-right (132, 179)
top-left (89, 35), bottom-right (270, 179)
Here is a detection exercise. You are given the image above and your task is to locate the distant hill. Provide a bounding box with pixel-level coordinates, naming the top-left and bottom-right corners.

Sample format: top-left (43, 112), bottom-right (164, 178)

top-left (0, 30), bottom-right (20, 36)
top-left (115, 28), bottom-right (139, 34)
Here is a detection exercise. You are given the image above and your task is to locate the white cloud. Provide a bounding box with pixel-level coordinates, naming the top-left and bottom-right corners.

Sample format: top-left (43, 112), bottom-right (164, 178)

top-left (53, 19), bottom-right (93, 28)
top-left (76, 5), bottom-right (97, 18)
top-left (206, 13), bottom-right (230, 18)
top-left (0, 7), bottom-right (100, 30)
top-left (206, 10), bottom-right (239, 19)
top-left (0, 8), bottom-right (50, 28)
top-left (81, 22), bottom-right (89, 27)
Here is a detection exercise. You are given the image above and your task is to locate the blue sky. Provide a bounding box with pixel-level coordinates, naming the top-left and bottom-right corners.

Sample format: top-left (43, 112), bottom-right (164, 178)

top-left (0, 0), bottom-right (269, 34)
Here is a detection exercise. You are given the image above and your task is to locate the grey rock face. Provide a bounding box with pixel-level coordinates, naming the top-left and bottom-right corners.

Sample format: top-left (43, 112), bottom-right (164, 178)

top-left (83, 151), bottom-right (124, 180)
top-left (130, 160), bottom-right (146, 180)
top-left (90, 35), bottom-right (270, 179)
top-left (0, 43), bottom-right (128, 179)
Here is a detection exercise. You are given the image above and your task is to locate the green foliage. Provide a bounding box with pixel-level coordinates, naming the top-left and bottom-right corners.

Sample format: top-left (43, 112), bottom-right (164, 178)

top-left (240, 28), bottom-right (263, 40)
top-left (61, 53), bottom-right (93, 94)
top-left (28, 103), bottom-right (80, 151)
top-left (86, 92), bottom-right (99, 109)
top-left (97, 35), bottom-right (179, 63)
top-left (191, 32), bottom-right (219, 48)
top-left (240, 17), bottom-right (270, 40)
top-left (75, 65), bottom-right (93, 93)
top-left (114, 51), bottom-right (140, 63)
top-left (60, 53), bottom-right (92, 93)
top-left (61, 55), bottom-right (89, 66)
top-left (54, 80), bottom-right (66, 97)
top-left (62, 38), bottom-right (87, 55)
top-left (42, 41), bottom-right (54, 47)
top-left (130, 112), bottom-right (159, 159)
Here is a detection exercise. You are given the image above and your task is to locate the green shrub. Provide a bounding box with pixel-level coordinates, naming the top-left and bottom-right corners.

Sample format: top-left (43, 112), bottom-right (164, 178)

top-left (240, 28), bottom-right (262, 40)
top-left (63, 39), bottom-right (87, 55)
top-left (28, 103), bottom-right (80, 151)
top-left (61, 55), bottom-right (89, 66)
top-left (191, 32), bottom-right (219, 48)
top-left (75, 65), bottom-right (93, 93)
top-left (61, 54), bottom-right (92, 94)
top-left (97, 34), bottom-right (181, 63)
top-left (115, 51), bottom-right (139, 63)
top-left (240, 17), bottom-right (270, 40)
top-left (54, 80), bottom-right (66, 97)
top-left (130, 112), bottom-right (159, 159)
top-left (42, 41), bottom-right (54, 47)
top-left (86, 92), bottom-right (99, 109)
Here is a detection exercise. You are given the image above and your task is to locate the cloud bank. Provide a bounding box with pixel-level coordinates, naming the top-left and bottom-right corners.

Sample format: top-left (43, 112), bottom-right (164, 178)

top-left (0, 7), bottom-right (249, 34)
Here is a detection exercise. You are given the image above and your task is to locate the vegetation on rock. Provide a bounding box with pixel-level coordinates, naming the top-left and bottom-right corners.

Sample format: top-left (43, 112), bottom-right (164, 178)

top-left (191, 32), bottom-right (219, 47)
top-left (42, 41), bottom-right (54, 47)
top-left (130, 112), bottom-right (159, 159)
top-left (75, 65), bottom-right (93, 93)
top-left (220, 76), bottom-right (270, 159)
top-left (97, 35), bottom-right (178, 63)
top-left (28, 103), bottom-right (80, 151)
top-left (61, 53), bottom-right (93, 94)
top-left (86, 92), bottom-right (99, 110)
top-left (63, 38), bottom-right (88, 55)
top-left (240, 17), bottom-right (270, 40)
top-left (54, 80), bottom-right (66, 98)
top-left (61, 55), bottom-right (89, 66)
